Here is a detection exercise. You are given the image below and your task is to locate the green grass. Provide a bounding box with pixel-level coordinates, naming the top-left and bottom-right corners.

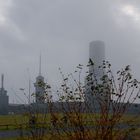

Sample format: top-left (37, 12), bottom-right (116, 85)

top-left (0, 113), bottom-right (139, 131)
top-left (0, 113), bottom-right (56, 130)
top-left (0, 114), bottom-right (28, 130)
top-left (0, 113), bottom-right (139, 124)
top-left (0, 113), bottom-right (140, 140)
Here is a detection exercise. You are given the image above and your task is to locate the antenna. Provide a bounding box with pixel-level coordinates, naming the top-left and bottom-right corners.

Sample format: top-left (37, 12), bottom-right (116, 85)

top-left (1, 74), bottom-right (4, 89)
top-left (29, 78), bottom-right (31, 104)
top-left (27, 68), bottom-right (31, 104)
top-left (39, 53), bottom-right (42, 76)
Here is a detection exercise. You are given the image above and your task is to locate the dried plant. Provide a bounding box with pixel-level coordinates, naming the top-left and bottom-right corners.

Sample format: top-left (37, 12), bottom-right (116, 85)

top-left (25, 60), bottom-right (140, 140)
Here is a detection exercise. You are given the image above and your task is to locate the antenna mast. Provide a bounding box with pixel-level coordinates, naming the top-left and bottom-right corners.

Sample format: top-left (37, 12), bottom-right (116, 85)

top-left (27, 68), bottom-right (31, 104)
top-left (39, 53), bottom-right (41, 76)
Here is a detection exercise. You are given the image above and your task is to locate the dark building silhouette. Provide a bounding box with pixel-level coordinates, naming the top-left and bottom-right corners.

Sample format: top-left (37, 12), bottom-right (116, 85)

top-left (0, 74), bottom-right (9, 115)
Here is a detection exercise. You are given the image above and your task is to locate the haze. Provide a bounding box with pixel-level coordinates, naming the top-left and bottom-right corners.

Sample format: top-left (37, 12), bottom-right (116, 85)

top-left (0, 0), bottom-right (140, 103)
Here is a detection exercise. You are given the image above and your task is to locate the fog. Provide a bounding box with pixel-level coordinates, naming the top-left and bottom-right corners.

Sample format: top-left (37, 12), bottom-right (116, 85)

top-left (0, 0), bottom-right (140, 103)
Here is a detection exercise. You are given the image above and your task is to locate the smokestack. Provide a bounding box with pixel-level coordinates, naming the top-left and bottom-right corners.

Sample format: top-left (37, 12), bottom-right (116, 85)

top-left (89, 40), bottom-right (105, 78)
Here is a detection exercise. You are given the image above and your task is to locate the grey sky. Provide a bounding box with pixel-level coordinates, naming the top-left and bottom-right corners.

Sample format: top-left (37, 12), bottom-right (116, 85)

top-left (0, 0), bottom-right (140, 103)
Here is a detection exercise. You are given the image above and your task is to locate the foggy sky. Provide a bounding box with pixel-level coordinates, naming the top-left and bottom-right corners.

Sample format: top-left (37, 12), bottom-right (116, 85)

top-left (0, 0), bottom-right (140, 103)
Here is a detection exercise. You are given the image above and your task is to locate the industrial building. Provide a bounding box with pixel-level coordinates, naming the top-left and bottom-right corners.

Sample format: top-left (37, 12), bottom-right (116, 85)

top-left (0, 41), bottom-right (139, 115)
top-left (0, 74), bottom-right (9, 115)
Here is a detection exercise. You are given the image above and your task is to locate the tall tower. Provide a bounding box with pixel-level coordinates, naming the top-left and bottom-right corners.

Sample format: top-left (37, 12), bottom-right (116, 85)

top-left (85, 41), bottom-right (105, 111)
top-left (89, 40), bottom-right (105, 79)
top-left (34, 55), bottom-right (45, 104)
top-left (0, 74), bottom-right (9, 114)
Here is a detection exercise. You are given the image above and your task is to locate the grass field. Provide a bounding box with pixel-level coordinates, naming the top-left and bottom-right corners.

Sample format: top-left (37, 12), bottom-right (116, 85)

top-left (0, 113), bottom-right (140, 139)
top-left (0, 113), bottom-right (140, 126)
top-left (0, 113), bottom-right (51, 130)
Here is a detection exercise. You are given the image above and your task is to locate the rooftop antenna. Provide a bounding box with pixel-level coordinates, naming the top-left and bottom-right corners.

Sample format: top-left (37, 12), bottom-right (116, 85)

top-left (39, 53), bottom-right (42, 76)
top-left (1, 74), bottom-right (4, 89)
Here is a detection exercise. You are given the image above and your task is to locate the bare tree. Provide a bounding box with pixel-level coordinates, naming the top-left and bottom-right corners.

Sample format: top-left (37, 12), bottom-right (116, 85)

top-left (48, 60), bottom-right (140, 140)
top-left (24, 60), bottom-right (140, 140)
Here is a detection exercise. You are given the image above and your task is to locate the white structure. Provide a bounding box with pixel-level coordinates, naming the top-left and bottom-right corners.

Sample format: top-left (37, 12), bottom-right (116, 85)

top-left (89, 40), bottom-right (105, 79)
top-left (34, 55), bottom-right (45, 104)
top-left (85, 41), bottom-right (105, 111)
